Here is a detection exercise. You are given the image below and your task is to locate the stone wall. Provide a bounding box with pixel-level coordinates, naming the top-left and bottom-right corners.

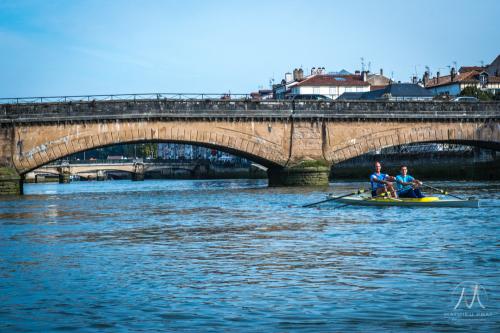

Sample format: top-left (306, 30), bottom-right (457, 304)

top-left (0, 167), bottom-right (22, 195)
top-left (0, 127), bottom-right (13, 168)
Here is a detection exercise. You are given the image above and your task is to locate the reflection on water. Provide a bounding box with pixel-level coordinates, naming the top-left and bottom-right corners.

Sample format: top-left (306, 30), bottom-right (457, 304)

top-left (0, 179), bottom-right (499, 332)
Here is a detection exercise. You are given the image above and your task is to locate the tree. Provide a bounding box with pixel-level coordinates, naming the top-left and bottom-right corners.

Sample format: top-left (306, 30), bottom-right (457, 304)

top-left (460, 86), bottom-right (494, 101)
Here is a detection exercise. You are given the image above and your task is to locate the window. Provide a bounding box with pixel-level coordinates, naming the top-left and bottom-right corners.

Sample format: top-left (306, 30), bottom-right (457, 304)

top-left (479, 74), bottom-right (488, 86)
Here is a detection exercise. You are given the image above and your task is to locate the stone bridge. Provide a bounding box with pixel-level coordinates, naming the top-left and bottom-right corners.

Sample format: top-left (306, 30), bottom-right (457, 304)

top-left (1, 98), bottom-right (499, 194)
top-left (26, 160), bottom-right (210, 182)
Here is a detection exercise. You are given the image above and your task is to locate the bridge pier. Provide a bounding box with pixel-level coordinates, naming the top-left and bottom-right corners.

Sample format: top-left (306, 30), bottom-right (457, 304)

top-left (0, 167), bottom-right (23, 195)
top-left (96, 170), bottom-right (106, 181)
top-left (132, 172), bottom-right (144, 181)
top-left (58, 173), bottom-right (70, 184)
top-left (57, 166), bottom-right (71, 184)
top-left (132, 162), bottom-right (145, 181)
top-left (267, 161), bottom-right (331, 187)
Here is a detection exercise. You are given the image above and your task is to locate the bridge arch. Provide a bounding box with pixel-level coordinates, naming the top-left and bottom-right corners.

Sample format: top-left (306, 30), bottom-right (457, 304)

top-left (13, 121), bottom-right (289, 174)
top-left (325, 122), bottom-right (500, 164)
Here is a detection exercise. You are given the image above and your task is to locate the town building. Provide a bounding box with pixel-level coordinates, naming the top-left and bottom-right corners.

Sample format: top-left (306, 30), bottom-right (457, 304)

top-left (424, 55), bottom-right (500, 96)
top-left (272, 68), bottom-right (305, 99)
top-left (366, 69), bottom-right (392, 90)
top-left (290, 73), bottom-right (371, 100)
top-left (158, 143), bottom-right (214, 160)
top-left (272, 67), bottom-right (391, 100)
top-left (338, 83), bottom-right (433, 101)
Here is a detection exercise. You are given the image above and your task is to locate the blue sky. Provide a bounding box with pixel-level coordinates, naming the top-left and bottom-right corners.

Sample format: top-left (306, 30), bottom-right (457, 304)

top-left (0, 0), bottom-right (499, 97)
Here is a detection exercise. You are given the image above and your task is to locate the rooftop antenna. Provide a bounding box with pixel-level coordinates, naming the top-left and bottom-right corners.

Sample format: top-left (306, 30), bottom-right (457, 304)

top-left (414, 65), bottom-right (420, 77)
top-left (361, 57), bottom-right (365, 72)
top-left (269, 78), bottom-right (274, 89)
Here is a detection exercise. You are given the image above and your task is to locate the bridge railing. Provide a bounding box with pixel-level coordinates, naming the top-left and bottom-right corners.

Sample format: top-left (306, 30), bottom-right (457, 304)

top-left (0, 93), bottom-right (252, 105)
top-left (1, 97), bottom-right (499, 119)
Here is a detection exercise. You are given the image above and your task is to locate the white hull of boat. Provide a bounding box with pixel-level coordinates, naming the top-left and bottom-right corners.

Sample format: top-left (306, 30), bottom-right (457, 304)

top-left (335, 196), bottom-right (479, 208)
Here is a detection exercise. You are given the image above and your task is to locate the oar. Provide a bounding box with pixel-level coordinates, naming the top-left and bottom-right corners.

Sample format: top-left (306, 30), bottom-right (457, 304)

top-left (302, 189), bottom-right (366, 208)
top-left (420, 183), bottom-right (465, 200)
top-left (328, 191), bottom-right (401, 209)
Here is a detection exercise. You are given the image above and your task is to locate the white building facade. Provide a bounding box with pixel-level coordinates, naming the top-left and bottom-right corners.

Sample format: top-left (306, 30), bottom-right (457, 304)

top-left (291, 75), bottom-right (371, 100)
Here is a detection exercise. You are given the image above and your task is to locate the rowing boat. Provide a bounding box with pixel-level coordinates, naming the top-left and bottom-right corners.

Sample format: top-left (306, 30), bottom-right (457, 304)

top-left (329, 195), bottom-right (479, 208)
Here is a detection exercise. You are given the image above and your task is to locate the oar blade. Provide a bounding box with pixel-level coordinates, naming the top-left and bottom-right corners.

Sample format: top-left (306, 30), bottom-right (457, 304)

top-left (302, 189), bottom-right (365, 208)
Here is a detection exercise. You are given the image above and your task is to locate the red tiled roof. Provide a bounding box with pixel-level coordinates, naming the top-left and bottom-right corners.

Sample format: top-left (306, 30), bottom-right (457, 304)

top-left (459, 66), bottom-right (486, 73)
top-left (425, 71), bottom-right (479, 88)
top-left (295, 74), bottom-right (370, 87)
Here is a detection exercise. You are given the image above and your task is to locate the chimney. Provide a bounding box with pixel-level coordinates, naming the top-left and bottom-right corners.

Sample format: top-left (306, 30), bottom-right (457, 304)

top-left (285, 72), bottom-right (293, 83)
top-left (361, 71), bottom-right (367, 82)
top-left (423, 71), bottom-right (429, 86)
top-left (380, 68), bottom-right (383, 76)
top-left (412, 76), bottom-right (417, 84)
top-left (311, 67), bottom-right (316, 75)
top-left (355, 70), bottom-right (360, 75)
top-left (450, 67), bottom-right (456, 81)
top-left (298, 68), bottom-right (304, 80)
top-left (436, 71), bottom-right (440, 84)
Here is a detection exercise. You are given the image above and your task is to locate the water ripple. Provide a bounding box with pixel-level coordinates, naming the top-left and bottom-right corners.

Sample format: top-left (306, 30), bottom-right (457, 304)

top-left (0, 180), bottom-right (498, 332)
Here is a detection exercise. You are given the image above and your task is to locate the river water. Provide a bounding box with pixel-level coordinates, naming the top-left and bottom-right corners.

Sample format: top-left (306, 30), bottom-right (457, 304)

top-left (1, 180), bottom-right (499, 332)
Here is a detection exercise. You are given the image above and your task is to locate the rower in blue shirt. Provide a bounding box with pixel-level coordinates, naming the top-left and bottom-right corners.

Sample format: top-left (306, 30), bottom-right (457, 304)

top-left (395, 165), bottom-right (424, 198)
top-left (370, 161), bottom-right (397, 198)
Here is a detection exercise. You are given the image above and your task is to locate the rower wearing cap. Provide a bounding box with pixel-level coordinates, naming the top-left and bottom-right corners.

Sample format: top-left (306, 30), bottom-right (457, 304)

top-left (396, 165), bottom-right (425, 198)
top-left (370, 161), bottom-right (397, 198)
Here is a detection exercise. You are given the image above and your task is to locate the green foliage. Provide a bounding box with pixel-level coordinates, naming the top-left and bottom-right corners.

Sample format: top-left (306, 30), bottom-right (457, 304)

top-left (459, 86), bottom-right (494, 101)
top-left (139, 143), bottom-right (158, 159)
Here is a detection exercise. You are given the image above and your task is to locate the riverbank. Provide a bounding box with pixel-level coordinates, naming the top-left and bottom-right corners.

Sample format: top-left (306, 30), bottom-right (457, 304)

top-left (25, 154), bottom-right (499, 183)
